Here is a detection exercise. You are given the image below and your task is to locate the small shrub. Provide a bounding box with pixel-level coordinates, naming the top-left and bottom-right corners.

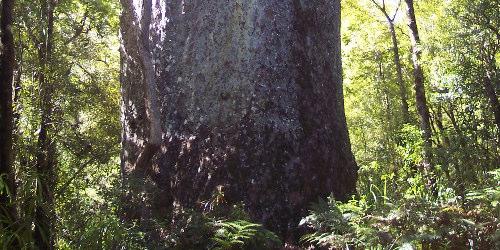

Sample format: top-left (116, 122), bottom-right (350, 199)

top-left (210, 220), bottom-right (281, 250)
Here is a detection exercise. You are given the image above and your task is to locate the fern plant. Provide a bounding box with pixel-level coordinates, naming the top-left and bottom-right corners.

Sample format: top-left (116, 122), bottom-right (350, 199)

top-left (300, 197), bottom-right (366, 249)
top-left (210, 220), bottom-right (281, 250)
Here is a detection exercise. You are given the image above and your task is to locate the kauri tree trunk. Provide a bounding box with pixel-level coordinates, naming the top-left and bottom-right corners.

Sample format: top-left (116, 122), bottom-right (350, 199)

top-left (120, 0), bottom-right (358, 238)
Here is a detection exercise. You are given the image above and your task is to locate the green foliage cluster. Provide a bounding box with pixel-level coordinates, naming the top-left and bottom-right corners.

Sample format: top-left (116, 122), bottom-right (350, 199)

top-left (211, 220), bottom-right (281, 250)
top-left (0, 0), bottom-right (130, 248)
top-left (301, 174), bottom-right (499, 249)
top-left (57, 213), bottom-right (145, 249)
top-left (308, 0), bottom-right (500, 248)
top-left (162, 205), bottom-right (281, 250)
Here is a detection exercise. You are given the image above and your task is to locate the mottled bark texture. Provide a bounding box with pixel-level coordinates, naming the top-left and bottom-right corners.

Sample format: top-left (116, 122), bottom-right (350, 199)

top-left (0, 0), bottom-right (17, 229)
top-left (120, 0), bottom-right (358, 238)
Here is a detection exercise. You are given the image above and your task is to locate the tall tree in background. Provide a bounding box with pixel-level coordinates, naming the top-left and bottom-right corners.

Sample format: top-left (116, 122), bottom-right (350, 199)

top-left (404, 0), bottom-right (434, 188)
top-left (451, 0), bottom-right (500, 141)
top-left (120, 0), bottom-right (358, 240)
top-left (9, 0), bottom-right (122, 247)
top-left (0, 0), bottom-right (17, 233)
top-left (370, 0), bottom-right (411, 124)
top-left (33, 0), bottom-right (56, 248)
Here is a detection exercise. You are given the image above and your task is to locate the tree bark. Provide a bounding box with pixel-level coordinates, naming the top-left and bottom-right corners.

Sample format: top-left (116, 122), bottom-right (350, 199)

top-left (433, 104), bottom-right (449, 147)
top-left (443, 105), bottom-right (466, 200)
top-left (0, 0), bottom-right (17, 233)
top-left (404, 0), bottom-right (435, 190)
top-left (389, 21), bottom-right (411, 124)
top-left (483, 74), bottom-right (500, 142)
top-left (33, 0), bottom-right (56, 248)
top-left (120, 0), bottom-right (358, 239)
top-left (370, 0), bottom-right (411, 123)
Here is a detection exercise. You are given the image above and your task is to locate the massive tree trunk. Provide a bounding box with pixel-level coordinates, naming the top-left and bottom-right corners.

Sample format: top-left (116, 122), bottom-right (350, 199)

top-left (404, 0), bottom-right (435, 190)
top-left (0, 0), bottom-right (17, 232)
top-left (34, 0), bottom-right (56, 248)
top-left (120, 0), bottom-right (358, 239)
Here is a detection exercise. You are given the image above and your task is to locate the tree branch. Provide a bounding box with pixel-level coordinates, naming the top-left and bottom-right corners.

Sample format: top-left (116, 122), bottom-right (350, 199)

top-left (64, 10), bottom-right (89, 45)
top-left (391, 0), bottom-right (402, 21)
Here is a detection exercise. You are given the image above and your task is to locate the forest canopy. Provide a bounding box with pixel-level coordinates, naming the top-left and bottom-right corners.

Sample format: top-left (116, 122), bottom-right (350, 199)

top-left (0, 0), bottom-right (498, 249)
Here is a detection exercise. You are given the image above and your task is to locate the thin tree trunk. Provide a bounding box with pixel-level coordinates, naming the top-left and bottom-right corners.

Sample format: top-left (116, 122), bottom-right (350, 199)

top-left (483, 75), bottom-right (500, 142)
top-left (429, 109), bottom-right (440, 145)
top-left (0, 0), bottom-right (17, 235)
top-left (404, 0), bottom-right (435, 192)
top-left (443, 105), bottom-right (466, 200)
top-left (33, 0), bottom-right (56, 248)
top-left (434, 104), bottom-right (449, 146)
top-left (389, 21), bottom-right (411, 124)
top-left (370, 0), bottom-right (411, 124)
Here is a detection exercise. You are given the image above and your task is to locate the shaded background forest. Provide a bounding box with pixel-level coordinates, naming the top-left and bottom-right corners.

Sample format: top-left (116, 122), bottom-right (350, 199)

top-left (0, 0), bottom-right (499, 249)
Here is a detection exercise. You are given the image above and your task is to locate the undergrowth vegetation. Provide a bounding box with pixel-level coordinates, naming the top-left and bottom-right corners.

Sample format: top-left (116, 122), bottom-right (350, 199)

top-left (301, 176), bottom-right (500, 249)
top-left (1, 0), bottom-right (499, 249)
top-left (157, 205), bottom-right (282, 250)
